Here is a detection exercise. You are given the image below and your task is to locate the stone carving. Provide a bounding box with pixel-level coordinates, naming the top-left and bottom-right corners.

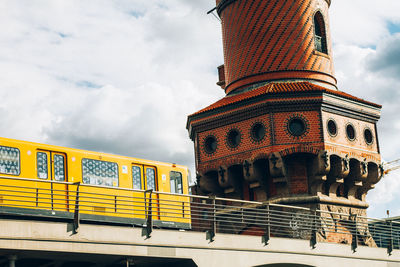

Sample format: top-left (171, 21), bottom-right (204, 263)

top-left (342, 155), bottom-right (350, 172)
top-left (243, 160), bottom-right (252, 178)
top-left (269, 153), bottom-right (286, 183)
top-left (309, 151), bottom-right (330, 195)
top-left (361, 158), bottom-right (368, 176)
top-left (198, 171), bottom-right (221, 194)
top-left (218, 166), bottom-right (229, 188)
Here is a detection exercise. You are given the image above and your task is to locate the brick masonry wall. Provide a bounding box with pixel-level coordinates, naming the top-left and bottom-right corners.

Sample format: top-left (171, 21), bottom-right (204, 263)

top-left (321, 111), bottom-right (380, 162)
top-left (197, 113), bottom-right (271, 169)
top-left (217, 0), bottom-right (335, 94)
top-left (324, 221), bottom-right (353, 244)
top-left (196, 109), bottom-right (324, 172)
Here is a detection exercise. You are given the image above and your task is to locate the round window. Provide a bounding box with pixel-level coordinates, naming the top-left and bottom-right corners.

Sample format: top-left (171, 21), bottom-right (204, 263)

top-left (251, 122), bottom-right (266, 142)
top-left (227, 129), bottom-right (241, 148)
top-left (327, 119), bottom-right (337, 137)
top-left (204, 136), bottom-right (217, 154)
top-left (346, 124), bottom-right (356, 141)
top-left (288, 118), bottom-right (306, 137)
top-left (364, 128), bottom-right (373, 145)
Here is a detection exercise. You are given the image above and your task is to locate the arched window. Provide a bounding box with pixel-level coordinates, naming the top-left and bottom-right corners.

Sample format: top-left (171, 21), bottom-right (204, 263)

top-left (314, 11), bottom-right (328, 54)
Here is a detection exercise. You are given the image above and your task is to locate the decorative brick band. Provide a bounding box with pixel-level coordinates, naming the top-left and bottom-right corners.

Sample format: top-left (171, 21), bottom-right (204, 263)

top-left (217, 0), bottom-right (331, 16)
top-left (225, 70), bottom-right (337, 94)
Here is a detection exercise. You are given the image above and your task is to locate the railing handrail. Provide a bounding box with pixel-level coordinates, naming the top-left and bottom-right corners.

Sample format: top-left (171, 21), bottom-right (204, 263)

top-left (0, 175), bottom-right (398, 226)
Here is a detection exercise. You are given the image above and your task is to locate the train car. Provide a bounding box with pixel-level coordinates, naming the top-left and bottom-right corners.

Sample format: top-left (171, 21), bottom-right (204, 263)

top-left (0, 137), bottom-right (191, 229)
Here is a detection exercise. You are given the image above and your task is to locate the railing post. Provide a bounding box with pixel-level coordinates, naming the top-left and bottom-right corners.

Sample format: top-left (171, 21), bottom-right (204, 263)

top-left (310, 209), bottom-right (317, 249)
top-left (351, 214), bottom-right (358, 252)
top-left (114, 196), bottom-right (117, 213)
top-left (36, 188), bottom-right (39, 207)
top-left (8, 255), bottom-right (17, 267)
top-left (73, 182), bottom-right (80, 234)
top-left (206, 195), bottom-right (216, 242)
top-left (262, 204), bottom-right (271, 246)
top-left (51, 182), bottom-right (54, 210)
top-left (387, 220), bottom-right (393, 256)
top-left (142, 189), bottom-right (153, 239)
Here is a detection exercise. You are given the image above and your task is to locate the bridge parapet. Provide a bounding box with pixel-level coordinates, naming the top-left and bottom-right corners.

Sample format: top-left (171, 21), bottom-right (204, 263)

top-left (1, 176), bottom-right (400, 266)
top-left (1, 218), bottom-right (400, 267)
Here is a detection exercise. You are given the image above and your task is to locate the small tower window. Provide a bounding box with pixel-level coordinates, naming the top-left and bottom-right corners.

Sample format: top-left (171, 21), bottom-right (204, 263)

top-left (288, 118), bottom-right (306, 137)
top-left (251, 122), bottom-right (266, 142)
top-left (314, 12), bottom-right (328, 54)
top-left (226, 128), bottom-right (241, 148)
top-left (364, 128), bottom-right (374, 145)
top-left (327, 119), bottom-right (338, 137)
top-left (204, 135), bottom-right (218, 154)
top-left (346, 124), bottom-right (356, 141)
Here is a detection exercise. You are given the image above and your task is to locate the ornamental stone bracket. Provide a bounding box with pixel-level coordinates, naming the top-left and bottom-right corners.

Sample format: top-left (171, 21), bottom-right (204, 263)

top-left (346, 159), bottom-right (369, 201)
top-left (326, 154), bottom-right (350, 197)
top-left (242, 159), bottom-right (269, 189)
top-left (269, 152), bottom-right (287, 184)
top-left (220, 165), bottom-right (245, 195)
top-left (217, 166), bottom-right (228, 188)
top-left (197, 171), bottom-right (222, 195)
top-left (359, 163), bottom-right (384, 201)
top-left (310, 151), bottom-right (330, 196)
top-left (242, 160), bottom-right (256, 183)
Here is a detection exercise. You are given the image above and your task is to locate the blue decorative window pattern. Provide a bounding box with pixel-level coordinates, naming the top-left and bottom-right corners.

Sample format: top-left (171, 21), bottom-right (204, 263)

top-left (54, 154), bottom-right (65, 181)
top-left (37, 152), bottom-right (48, 179)
top-left (132, 166), bottom-right (142, 190)
top-left (0, 145), bottom-right (20, 175)
top-left (146, 167), bottom-right (156, 190)
top-left (170, 171), bottom-right (183, 194)
top-left (82, 158), bottom-right (118, 187)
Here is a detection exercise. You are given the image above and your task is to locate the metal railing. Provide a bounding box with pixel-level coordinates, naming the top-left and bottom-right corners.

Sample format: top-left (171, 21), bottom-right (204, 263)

top-left (0, 176), bottom-right (398, 254)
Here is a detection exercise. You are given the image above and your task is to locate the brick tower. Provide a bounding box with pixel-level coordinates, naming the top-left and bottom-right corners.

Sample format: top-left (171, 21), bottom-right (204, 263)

top-left (187, 0), bottom-right (383, 242)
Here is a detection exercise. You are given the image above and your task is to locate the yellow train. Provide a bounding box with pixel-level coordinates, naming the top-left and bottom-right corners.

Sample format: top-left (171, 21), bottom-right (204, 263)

top-left (0, 137), bottom-right (191, 229)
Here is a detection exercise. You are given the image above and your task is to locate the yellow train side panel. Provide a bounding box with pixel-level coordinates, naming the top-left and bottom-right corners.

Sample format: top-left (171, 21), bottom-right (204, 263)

top-left (0, 137), bottom-right (191, 229)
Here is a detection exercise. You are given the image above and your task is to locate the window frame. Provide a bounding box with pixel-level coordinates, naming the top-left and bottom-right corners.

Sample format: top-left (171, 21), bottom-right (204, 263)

top-left (0, 145), bottom-right (21, 176)
top-left (53, 153), bottom-right (66, 182)
top-left (145, 166), bottom-right (157, 191)
top-left (313, 11), bottom-right (328, 54)
top-left (81, 158), bottom-right (119, 187)
top-left (170, 171), bottom-right (183, 194)
top-left (36, 151), bottom-right (49, 180)
top-left (132, 165), bottom-right (142, 190)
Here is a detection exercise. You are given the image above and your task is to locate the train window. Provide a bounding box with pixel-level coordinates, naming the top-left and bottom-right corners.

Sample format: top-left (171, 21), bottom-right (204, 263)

top-left (145, 167), bottom-right (156, 190)
top-left (0, 145), bottom-right (20, 176)
top-left (170, 171), bottom-right (183, 194)
top-left (37, 152), bottom-right (48, 179)
top-left (132, 165), bottom-right (142, 189)
top-left (53, 154), bottom-right (65, 181)
top-left (82, 158), bottom-right (118, 187)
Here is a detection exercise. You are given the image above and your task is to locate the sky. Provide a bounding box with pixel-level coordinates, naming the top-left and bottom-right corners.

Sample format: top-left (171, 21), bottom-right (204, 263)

top-left (1, 0), bottom-right (400, 219)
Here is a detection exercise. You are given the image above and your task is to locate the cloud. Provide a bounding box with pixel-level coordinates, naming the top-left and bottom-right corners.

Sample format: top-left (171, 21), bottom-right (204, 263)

top-left (329, 1), bottom-right (400, 218)
top-left (366, 33), bottom-right (400, 78)
top-left (0, 0), bottom-right (225, 185)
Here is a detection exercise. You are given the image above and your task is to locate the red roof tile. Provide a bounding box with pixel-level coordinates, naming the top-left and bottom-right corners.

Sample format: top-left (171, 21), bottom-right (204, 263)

top-left (190, 82), bottom-right (381, 117)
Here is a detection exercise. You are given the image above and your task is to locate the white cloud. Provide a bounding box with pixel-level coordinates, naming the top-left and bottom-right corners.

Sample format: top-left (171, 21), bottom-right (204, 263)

top-left (330, 0), bottom-right (400, 218)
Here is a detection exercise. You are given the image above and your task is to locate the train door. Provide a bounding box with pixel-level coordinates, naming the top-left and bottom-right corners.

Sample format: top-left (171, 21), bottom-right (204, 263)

top-left (144, 165), bottom-right (159, 220)
top-left (132, 164), bottom-right (159, 220)
top-left (51, 152), bottom-right (68, 211)
top-left (36, 150), bottom-right (68, 211)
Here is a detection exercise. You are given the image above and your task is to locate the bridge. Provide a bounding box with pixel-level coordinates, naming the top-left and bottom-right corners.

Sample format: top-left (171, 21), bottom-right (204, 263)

top-left (1, 177), bottom-right (400, 267)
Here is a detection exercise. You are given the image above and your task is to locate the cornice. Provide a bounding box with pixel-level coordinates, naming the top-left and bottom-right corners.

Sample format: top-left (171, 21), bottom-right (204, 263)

top-left (217, 0), bottom-right (332, 16)
top-left (187, 91), bottom-right (381, 140)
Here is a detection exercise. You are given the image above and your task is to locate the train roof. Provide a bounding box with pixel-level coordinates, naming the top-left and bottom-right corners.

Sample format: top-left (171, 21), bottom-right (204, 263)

top-left (0, 136), bottom-right (187, 169)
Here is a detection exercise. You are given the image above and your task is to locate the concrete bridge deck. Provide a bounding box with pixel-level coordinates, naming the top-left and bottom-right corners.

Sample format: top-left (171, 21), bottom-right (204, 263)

top-left (1, 218), bottom-right (400, 267)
